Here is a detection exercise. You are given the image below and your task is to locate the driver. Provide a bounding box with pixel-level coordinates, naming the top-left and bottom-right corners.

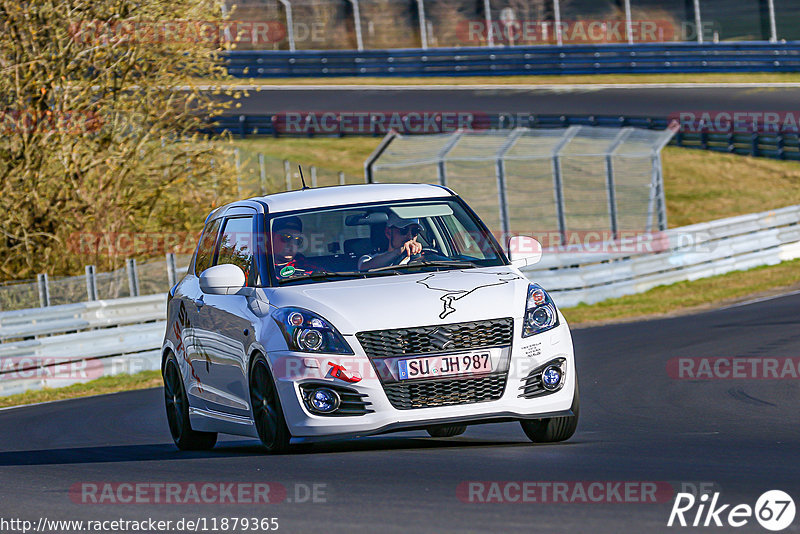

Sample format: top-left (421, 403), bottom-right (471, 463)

top-left (271, 216), bottom-right (315, 278)
top-left (358, 212), bottom-right (423, 270)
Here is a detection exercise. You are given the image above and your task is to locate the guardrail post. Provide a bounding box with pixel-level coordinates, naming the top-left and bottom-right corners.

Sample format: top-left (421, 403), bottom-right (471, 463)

top-left (37, 273), bottom-right (50, 307)
top-left (258, 153), bottom-right (268, 194)
top-left (751, 133), bottom-right (760, 157)
top-left (417, 0), bottom-right (428, 49)
top-left (339, 171), bottom-right (345, 185)
top-left (85, 265), bottom-right (98, 301)
top-left (166, 253), bottom-right (178, 288)
top-left (126, 259), bottom-right (139, 297)
top-left (284, 159), bottom-right (292, 191)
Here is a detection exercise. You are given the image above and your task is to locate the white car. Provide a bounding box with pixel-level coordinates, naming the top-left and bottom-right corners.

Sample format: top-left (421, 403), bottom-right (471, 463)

top-left (161, 183), bottom-right (578, 452)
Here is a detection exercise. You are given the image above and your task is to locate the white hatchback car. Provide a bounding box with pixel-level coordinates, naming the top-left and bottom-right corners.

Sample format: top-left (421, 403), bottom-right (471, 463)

top-left (162, 184), bottom-right (578, 452)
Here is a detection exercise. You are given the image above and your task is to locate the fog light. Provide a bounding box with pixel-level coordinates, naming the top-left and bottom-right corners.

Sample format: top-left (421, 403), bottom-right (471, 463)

top-left (541, 365), bottom-right (563, 390)
top-left (298, 329), bottom-right (323, 351)
top-left (309, 388), bottom-right (340, 413)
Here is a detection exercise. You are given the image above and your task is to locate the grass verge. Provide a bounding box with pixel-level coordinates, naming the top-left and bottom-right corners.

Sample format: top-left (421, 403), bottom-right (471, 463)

top-left (562, 258), bottom-right (800, 327)
top-left (208, 73), bottom-right (800, 86)
top-left (0, 370), bottom-right (162, 409)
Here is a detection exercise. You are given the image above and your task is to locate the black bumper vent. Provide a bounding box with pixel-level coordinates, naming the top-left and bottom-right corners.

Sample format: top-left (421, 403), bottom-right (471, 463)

top-left (383, 373), bottom-right (507, 410)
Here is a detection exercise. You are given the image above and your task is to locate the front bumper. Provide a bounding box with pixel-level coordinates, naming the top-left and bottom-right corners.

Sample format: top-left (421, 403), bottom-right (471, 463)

top-left (268, 316), bottom-right (576, 440)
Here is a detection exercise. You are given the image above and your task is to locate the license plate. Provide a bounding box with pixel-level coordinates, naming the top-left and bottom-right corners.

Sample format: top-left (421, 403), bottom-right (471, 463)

top-left (397, 352), bottom-right (492, 380)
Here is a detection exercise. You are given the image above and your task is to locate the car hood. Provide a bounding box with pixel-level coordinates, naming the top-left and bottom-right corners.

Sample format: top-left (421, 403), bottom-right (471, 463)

top-left (267, 266), bottom-right (531, 334)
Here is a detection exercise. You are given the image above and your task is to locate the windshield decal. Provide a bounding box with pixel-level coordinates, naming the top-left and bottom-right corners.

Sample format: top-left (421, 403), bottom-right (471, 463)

top-left (416, 271), bottom-right (524, 319)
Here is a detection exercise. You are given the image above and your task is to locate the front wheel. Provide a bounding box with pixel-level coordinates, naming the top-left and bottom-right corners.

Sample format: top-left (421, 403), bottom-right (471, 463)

top-left (520, 381), bottom-right (579, 443)
top-left (163, 354), bottom-right (217, 451)
top-left (249, 355), bottom-right (292, 454)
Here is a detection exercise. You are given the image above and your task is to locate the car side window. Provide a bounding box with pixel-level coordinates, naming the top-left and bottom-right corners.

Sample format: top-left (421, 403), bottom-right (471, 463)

top-left (216, 216), bottom-right (255, 285)
top-left (194, 219), bottom-right (222, 276)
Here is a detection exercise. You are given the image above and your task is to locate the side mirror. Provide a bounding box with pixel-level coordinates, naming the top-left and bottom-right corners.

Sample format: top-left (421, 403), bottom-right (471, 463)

top-left (199, 264), bottom-right (246, 295)
top-left (508, 236), bottom-right (542, 268)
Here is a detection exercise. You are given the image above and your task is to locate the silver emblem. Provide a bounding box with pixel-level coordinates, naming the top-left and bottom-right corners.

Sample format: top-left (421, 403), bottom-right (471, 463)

top-left (429, 328), bottom-right (455, 351)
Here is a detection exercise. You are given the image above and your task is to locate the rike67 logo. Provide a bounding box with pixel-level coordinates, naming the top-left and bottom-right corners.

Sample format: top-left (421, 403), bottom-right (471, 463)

top-left (668, 490), bottom-right (795, 531)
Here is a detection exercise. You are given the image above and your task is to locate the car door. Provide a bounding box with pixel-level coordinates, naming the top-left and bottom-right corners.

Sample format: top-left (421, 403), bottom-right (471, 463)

top-left (194, 210), bottom-right (259, 417)
top-left (179, 217), bottom-right (222, 407)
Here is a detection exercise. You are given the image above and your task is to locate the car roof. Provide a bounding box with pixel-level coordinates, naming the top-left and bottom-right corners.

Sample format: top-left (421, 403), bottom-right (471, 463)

top-left (258, 183), bottom-right (454, 214)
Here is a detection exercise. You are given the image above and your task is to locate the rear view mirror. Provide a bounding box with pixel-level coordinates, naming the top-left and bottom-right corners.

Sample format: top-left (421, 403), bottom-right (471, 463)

top-left (199, 264), bottom-right (246, 295)
top-left (508, 236), bottom-right (542, 268)
top-left (345, 212), bottom-right (389, 226)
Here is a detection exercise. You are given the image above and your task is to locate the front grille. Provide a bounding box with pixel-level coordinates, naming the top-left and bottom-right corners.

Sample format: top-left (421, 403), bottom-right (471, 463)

top-left (384, 373), bottom-right (507, 410)
top-left (356, 318), bottom-right (514, 359)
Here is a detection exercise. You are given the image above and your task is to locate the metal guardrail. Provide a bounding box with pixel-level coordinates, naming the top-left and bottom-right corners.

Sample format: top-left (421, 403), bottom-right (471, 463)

top-left (208, 114), bottom-right (800, 162)
top-left (525, 204), bottom-right (800, 308)
top-left (1, 203), bottom-right (799, 397)
top-left (225, 42), bottom-right (800, 78)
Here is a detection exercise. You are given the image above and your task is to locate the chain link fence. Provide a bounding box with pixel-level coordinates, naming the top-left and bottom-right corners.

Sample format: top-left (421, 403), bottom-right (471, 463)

top-left (223, 0), bottom-right (789, 50)
top-left (366, 126), bottom-right (675, 248)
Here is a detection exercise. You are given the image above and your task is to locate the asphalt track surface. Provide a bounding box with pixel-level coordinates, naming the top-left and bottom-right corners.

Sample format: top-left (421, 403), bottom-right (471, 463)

top-left (1, 292), bottom-right (799, 533)
top-left (229, 85), bottom-right (800, 117)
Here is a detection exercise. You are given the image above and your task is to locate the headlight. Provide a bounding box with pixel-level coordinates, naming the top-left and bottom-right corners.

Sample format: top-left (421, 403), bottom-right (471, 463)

top-left (522, 284), bottom-right (559, 338)
top-left (274, 307), bottom-right (354, 354)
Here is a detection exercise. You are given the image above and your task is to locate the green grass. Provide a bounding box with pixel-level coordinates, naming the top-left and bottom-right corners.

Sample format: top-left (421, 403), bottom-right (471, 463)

top-left (0, 370), bottom-right (162, 409)
top-left (208, 72), bottom-right (800, 86)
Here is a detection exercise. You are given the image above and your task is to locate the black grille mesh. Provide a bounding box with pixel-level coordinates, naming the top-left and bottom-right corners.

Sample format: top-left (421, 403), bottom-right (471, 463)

top-left (383, 373), bottom-right (507, 410)
top-left (356, 318), bottom-right (513, 359)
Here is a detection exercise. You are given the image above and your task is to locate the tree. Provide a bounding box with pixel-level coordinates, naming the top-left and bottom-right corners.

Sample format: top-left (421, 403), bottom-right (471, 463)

top-left (0, 0), bottom-right (239, 279)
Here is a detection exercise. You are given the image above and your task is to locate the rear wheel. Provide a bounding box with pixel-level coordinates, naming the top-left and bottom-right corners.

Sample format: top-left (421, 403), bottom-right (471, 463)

top-left (163, 354), bottom-right (217, 451)
top-left (426, 424), bottom-right (467, 438)
top-left (249, 355), bottom-right (292, 454)
top-left (520, 381), bottom-right (580, 443)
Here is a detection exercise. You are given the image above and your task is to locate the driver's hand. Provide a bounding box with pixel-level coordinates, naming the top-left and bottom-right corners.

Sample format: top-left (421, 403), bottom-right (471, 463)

top-left (400, 237), bottom-right (423, 257)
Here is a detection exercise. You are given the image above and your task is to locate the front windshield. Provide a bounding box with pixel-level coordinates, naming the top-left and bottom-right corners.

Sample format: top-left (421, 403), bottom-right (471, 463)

top-left (268, 198), bottom-right (505, 285)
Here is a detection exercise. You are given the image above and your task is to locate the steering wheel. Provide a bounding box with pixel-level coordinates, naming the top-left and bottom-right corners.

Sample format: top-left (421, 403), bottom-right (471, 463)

top-left (394, 248), bottom-right (441, 266)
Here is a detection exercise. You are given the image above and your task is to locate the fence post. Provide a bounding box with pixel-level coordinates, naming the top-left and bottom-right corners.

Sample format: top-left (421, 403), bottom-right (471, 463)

top-left (437, 130), bottom-right (464, 187)
top-left (551, 126), bottom-right (580, 245)
top-left (284, 159), bottom-right (292, 191)
top-left (37, 273), bottom-right (50, 307)
top-left (693, 0), bottom-right (703, 43)
top-left (495, 128), bottom-right (525, 246)
top-left (417, 0), bottom-right (428, 49)
top-left (623, 0), bottom-right (633, 44)
top-left (278, 0), bottom-right (296, 51)
top-left (85, 265), bottom-right (98, 301)
top-left (166, 253), bottom-right (178, 288)
top-left (553, 0), bottom-right (563, 46)
top-left (483, 0), bottom-right (494, 47)
top-left (258, 153), bottom-right (268, 194)
top-left (338, 171), bottom-right (345, 186)
top-left (605, 128), bottom-right (634, 240)
top-left (234, 148), bottom-right (242, 197)
top-left (348, 0), bottom-right (364, 51)
top-left (364, 130), bottom-right (398, 183)
top-left (767, 0), bottom-right (778, 42)
top-left (126, 259), bottom-right (140, 297)
top-left (310, 165), bottom-right (318, 187)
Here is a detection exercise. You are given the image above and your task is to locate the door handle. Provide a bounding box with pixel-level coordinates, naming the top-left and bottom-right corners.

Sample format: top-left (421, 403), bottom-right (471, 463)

top-left (193, 296), bottom-right (204, 308)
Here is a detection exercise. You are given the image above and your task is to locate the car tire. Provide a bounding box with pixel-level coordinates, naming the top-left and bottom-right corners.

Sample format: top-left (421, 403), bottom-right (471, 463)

top-left (426, 424), bottom-right (467, 438)
top-left (520, 381), bottom-right (580, 443)
top-left (163, 353), bottom-right (218, 451)
top-left (249, 354), bottom-right (292, 454)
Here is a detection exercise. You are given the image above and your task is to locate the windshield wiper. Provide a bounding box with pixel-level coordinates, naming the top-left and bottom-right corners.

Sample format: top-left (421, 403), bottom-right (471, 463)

top-left (368, 260), bottom-right (478, 273)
